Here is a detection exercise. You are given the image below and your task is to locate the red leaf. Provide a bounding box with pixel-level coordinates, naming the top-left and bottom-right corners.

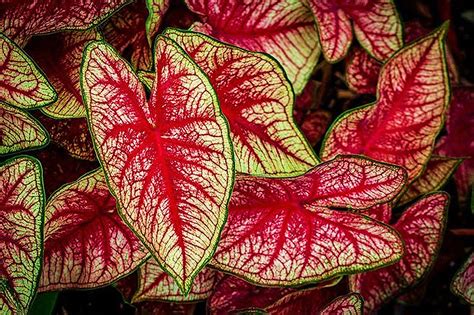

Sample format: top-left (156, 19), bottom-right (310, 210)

top-left (163, 29), bottom-right (318, 176)
top-left (210, 156), bottom-right (406, 286)
top-left (451, 252), bottom-right (474, 304)
top-left (0, 0), bottom-right (130, 46)
top-left (309, 0), bottom-right (402, 62)
top-left (294, 80), bottom-right (318, 125)
top-left (184, 0), bottom-right (320, 94)
top-left (26, 30), bottom-right (99, 119)
top-left (300, 110), bottom-right (332, 147)
top-left (1, 156), bottom-right (45, 313)
top-left (358, 203), bottom-right (392, 224)
top-left (0, 33), bottom-right (56, 109)
top-left (0, 104), bottom-right (49, 155)
top-left (36, 115), bottom-right (95, 161)
top-left (39, 169), bottom-right (149, 291)
top-left (321, 24), bottom-right (450, 182)
top-left (436, 87), bottom-right (474, 204)
top-left (350, 192), bottom-right (449, 313)
top-left (103, 0), bottom-right (152, 70)
top-left (319, 293), bottom-right (363, 315)
top-left (397, 156), bottom-right (461, 205)
top-left (133, 259), bottom-right (216, 303)
top-left (345, 47), bottom-right (381, 95)
top-left (81, 38), bottom-right (234, 293)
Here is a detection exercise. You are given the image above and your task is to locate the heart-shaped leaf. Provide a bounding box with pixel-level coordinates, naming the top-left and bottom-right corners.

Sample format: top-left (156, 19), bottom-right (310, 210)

top-left (133, 259), bottom-right (216, 303)
top-left (436, 87), bottom-right (474, 204)
top-left (210, 155), bottom-right (406, 286)
top-left (81, 37), bottom-right (234, 293)
top-left (320, 293), bottom-right (363, 315)
top-left (184, 0), bottom-right (320, 94)
top-left (0, 32), bottom-right (56, 109)
top-left (309, 0), bottom-right (402, 62)
top-left (162, 29), bottom-right (318, 176)
top-left (26, 30), bottom-right (100, 119)
top-left (350, 192), bottom-right (449, 313)
top-left (0, 104), bottom-right (49, 155)
top-left (451, 252), bottom-right (474, 305)
top-left (1, 156), bottom-right (45, 314)
top-left (39, 169), bottom-right (149, 291)
top-left (398, 156), bottom-right (461, 205)
top-left (321, 24), bottom-right (450, 182)
top-left (0, 0), bottom-right (130, 46)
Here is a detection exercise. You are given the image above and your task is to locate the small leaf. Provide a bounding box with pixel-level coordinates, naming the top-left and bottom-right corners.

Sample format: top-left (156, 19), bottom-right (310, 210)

top-left (451, 252), bottom-right (474, 304)
top-left (350, 192), bottom-right (449, 313)
top-left (145, 0), bottom-right (171, 45)
top-left (345, 47), bottom-right (381, 95)
top-left (184, 0), bottom-right (320, 94)
top-left (320, 293), bottom-right (363, 315)
top-left (0, 0), bottom-right (130, 46)
top-left (36, 115), bottom-right (95, 161)
top-left (210, 155), bottom-right (406, 286)
top-left (300, 110), bottom-right (332, 147)
top-left (0, 104), bottom-right (49, 155)
top-left (26, 30), bottom-right (100, 119)
top-left (0, 32), bottom-right (56, 109)
top-left (321, 24), bottom-right (450, 182)
top-left (103, 1), bottom-right (152, 70)
top-left (133, 259), bottom-right (216, 303)
top-left (1, 156), bottom-right (45, 314)
top-left (39, 169), bottom-right (149, 291)
top-left (309, 0), bottom-right (402, 62)
top-left (436, 87), bottom-right (474, 204)
top-left (398, 156), bottom-right (461, 205)
top-left (164, 29), bottom-right (318, 176)
top-left (81, 38), bottom-right (234, 294)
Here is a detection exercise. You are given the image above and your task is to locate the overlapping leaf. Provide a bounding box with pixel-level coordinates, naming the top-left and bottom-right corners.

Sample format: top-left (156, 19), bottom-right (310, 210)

top-left (0, 33), bottom-right (56, 109)
top-left (451, 252), bottom-right (474, 304)
top-left (39, 169), bottom-right (149, 291)
top-left (0, 0), bottom-right (130, 46)
top-left (320, 293), bottom-right (363, 314)
top-left (162, 29), bottom-right (318, 176)
top-left (300, 110), bottom-right (332, 147)
top-left (321, 25), bottom-right (450, 182)
top-left (36, 115), bottom-right (95, 161)
top-left (145, 0), bottom-right (171, 45)
top-left (103, 0), bottom-right (152, 70)
top-left (358, 203), bottom-right (392, 223)
top-left (27, 30), bottom-right (100, 118)
top-left (210, 155), bottom-right (406, 286)
top-left (1, 156), bottom-right (45, 314)
top-left (0, 104), bottom-right (49, 155)
top-left (350, 192), bottom-right (449, 313)
top-left (309, 0), bottom-right (402, 62)
top-left (398, 156), bottom-right (461, 205)
top-left (436, 87), bottom-right (474, 204)
top-left (133, 259), bottom-right (216, 303)
top-left (345, 47), bottom-right (381, 95)
top-left (184, 0), bottom-right (320, 94)
top-left (81, 38), bottom-right (234, 293)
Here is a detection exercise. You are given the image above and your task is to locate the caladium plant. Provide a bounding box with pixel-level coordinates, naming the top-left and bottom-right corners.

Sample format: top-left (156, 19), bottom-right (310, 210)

top-left (0, 0), bottom-right (472, 314)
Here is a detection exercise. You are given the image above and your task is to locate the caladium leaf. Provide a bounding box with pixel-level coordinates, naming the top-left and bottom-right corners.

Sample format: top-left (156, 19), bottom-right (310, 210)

top-left (345, 47), bottom-right (381, 95)
top-left (133, 259), bottom-right (216, 303)
top-left (398, 156), bottom-right (461, 206)
top-left (451, 252), bottom-right (474, 304)
top-left (145, 0), bottom-right (171, 45)
top-left (0, 0), bottom-right (130, 46)
top-left (0, 32), bottom-right (56, 109)
top-left (210, 155), bottom-right (406, 286)
top-left (320, 293), bottom-right (363, 315)
top-left (39, 169), bottom-right (149, 291)
top-left (293, 81), bottom-right (318, 125)
top-left (0, 104), bottom-right (49, 155)
top-left (350, 192), bottom-right (449, 313)
top-left (163, 29), bottom-right (318, 176)
top-left (36, 115), bottom-right (95, 161)
top-left (321, 25), bottom-right (450, 182)
top-left (358, 203), bottom-right (392, 224)
top-left (81, 38), bottom-right (234, 294)
top-left (103, 0), bottom-right (152, 70)
top-left (26, 30), bottom-right (100, 119)
top-left (300, 110), bottom-right (332, 147)
top-left (184, 0), bottom-right (320, 94)
top-left (1, 156), bottom-right (45, 314)
top-left (309, 0), bottom-right (402, 62)
top-left (436, 87), bottom-right (474, 204)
